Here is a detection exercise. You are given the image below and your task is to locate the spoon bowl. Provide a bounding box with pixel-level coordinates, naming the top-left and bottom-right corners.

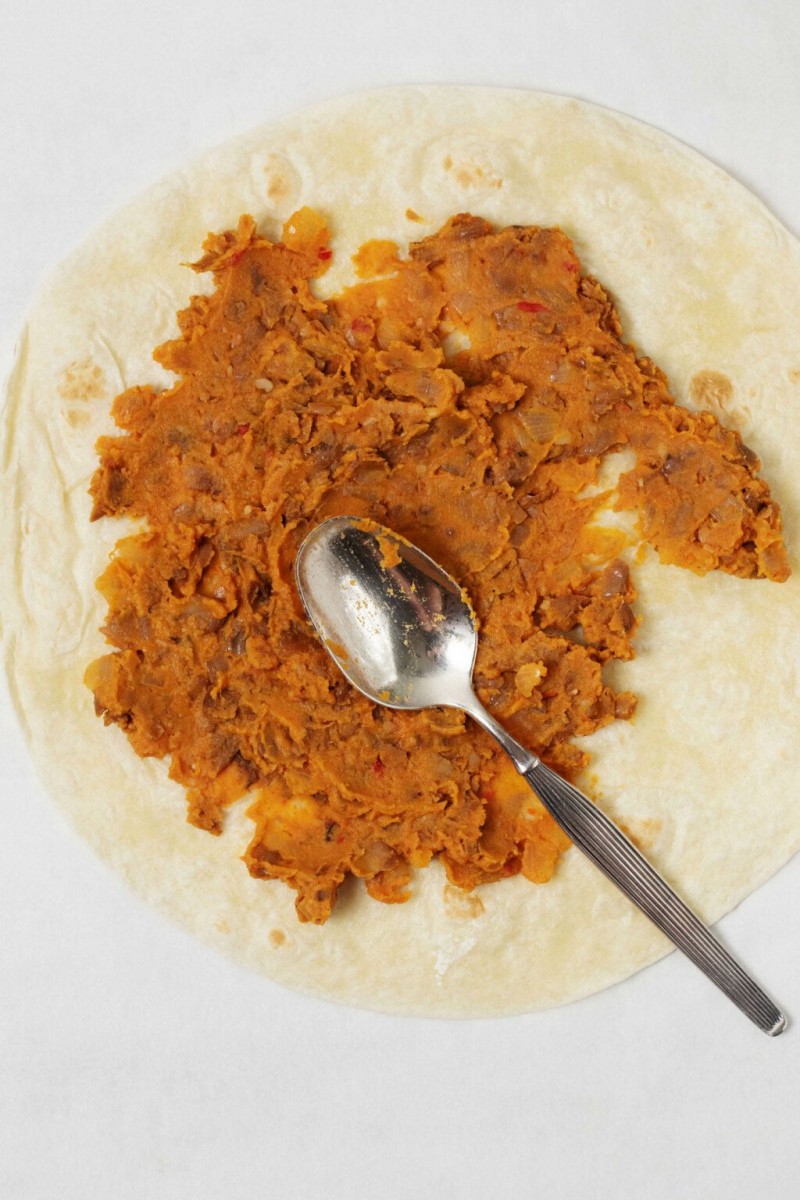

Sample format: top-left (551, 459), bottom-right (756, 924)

top-left (295, 515), bottom-right (477, 711)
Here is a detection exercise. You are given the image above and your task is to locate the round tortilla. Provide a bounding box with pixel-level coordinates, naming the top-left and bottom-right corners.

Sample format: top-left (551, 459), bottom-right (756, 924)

top-left (2, 86), bottom-right (800, 1017)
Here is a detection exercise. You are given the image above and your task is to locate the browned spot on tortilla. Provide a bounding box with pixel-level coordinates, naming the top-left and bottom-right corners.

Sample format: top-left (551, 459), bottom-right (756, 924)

top-left (58, 357), bottom-right (106, 403)
top-left (443, 884), bottom-right (485, 920)
top-left (65, 408), bottom-right (91, 428)
top-left (262, 153), bottom-right (299, 211)
top-left (618, 816), bottom-right (664, 852)
top-left (267, 175), bottom-right (290, 203)
top-left (443, 154), bottom-right (502, 191)
top-left (406, 208), bottom-right (423, 222)
top-left (215, 918), bottom-right (231, 934)
top-left (788, 368), bottom-right (800, 385)
top-left (269, 929), bottom-right (287, 947)
top-left (689, 369), bottom-right (734, 413)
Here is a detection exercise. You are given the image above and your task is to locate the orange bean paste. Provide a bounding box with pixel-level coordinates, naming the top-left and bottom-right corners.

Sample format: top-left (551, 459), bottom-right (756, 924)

top-left (86, 209), bottom-right (789, 922)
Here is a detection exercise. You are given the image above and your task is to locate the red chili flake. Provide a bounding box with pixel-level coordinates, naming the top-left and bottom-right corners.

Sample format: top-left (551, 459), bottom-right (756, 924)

top-left (351, 317), bottom-right (372, 333)
top-left (237, 423), bottom-right (250, 435)
top-left (542, 688), bottom-right (558, 700)
top-left (372, 756), bottom-right (385, 777)
top-left (563, 260), bottom-right (578, 273)
top-left (503, 861), bottom-right (518, 876)
top-left (517, 300), bottom-right (549, 313)
top-left (481, 786), bottom-right (496, 803)
top-left (336, 835), bottom-right (346, 844)
top-left (227, 249), bottom-right (246, 268)
top-left (318, 247), bottom-right (333, 260)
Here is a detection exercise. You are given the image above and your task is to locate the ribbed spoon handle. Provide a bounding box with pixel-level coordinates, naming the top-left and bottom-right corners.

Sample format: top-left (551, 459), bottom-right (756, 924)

top-left (526, 762), bottom-right (786, 1036)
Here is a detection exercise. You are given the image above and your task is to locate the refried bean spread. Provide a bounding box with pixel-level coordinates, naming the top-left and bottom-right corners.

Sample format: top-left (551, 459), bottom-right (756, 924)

top-left (86, 209), bottom-right (789, 923)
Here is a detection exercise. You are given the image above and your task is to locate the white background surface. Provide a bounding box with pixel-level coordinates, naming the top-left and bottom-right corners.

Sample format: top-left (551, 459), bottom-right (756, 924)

top-left (2, 2), bottom-right (799, 1197)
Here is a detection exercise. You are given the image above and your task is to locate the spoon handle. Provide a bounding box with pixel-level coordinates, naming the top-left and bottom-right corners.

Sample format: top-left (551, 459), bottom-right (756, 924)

top-left (465, 691), bottom-right (785, 1033)
top-left (526, 761), bottom-right (786, 1036)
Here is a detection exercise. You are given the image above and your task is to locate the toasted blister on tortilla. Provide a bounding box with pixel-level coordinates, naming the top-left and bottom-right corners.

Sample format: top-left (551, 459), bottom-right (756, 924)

top-left (2, 86), bottom-right (800, 1017)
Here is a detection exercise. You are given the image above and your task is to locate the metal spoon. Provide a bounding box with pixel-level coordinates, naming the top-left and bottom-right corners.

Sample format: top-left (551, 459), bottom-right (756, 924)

top-left (295, 515), bottom-right (786, 1035)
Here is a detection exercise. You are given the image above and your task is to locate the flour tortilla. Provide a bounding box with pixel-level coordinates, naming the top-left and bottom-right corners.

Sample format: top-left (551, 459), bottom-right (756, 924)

top-left (2, 86), bottom-right (800, 1017)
